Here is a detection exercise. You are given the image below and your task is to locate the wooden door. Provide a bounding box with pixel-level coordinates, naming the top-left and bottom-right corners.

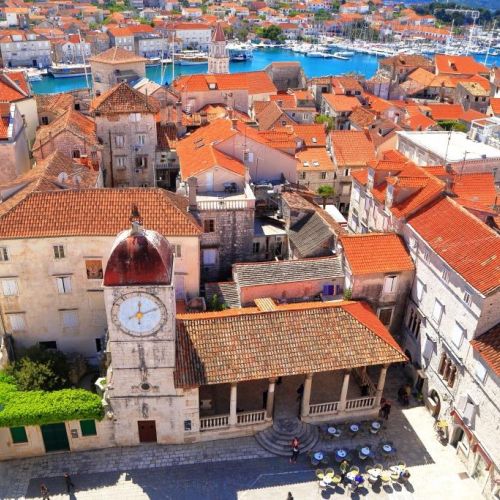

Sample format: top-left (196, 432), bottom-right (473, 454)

top-left (138, 420), bottom-right (157, 443)
top-left (41, 423), bottom-right (70, 452)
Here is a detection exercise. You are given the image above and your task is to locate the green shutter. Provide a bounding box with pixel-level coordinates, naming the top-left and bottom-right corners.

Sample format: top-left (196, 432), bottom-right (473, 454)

top-left (10, 426), bottom-right (28, 443)
top-left (79, 419), bottom-right (97, 436)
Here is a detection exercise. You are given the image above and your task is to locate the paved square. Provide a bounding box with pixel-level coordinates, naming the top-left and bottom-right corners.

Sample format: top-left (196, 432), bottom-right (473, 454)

top-left (0, 369), bottom-right (483, 500)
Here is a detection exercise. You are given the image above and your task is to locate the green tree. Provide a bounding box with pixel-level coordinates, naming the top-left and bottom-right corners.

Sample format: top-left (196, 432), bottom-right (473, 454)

top-left (261, 25), bottom-right (283, 41)
top-left (437, 120), bottom-right (467, 133)
top-left (317, 184), bottom-right (335, 209)
top-left (7, 346), bottom-right (70, 391)
top-left (314, 9), bottom-right (332, 20)
top-left (315, 114), bottom-right (335, 132)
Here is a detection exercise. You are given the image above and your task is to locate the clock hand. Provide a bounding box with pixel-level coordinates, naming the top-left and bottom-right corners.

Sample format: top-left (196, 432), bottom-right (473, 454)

top-left (141, 308), bottom-right (159, 316)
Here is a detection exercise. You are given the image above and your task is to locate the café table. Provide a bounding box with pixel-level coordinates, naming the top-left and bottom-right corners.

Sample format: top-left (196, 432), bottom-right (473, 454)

top-left (314, 452), bottom-right (324, 461)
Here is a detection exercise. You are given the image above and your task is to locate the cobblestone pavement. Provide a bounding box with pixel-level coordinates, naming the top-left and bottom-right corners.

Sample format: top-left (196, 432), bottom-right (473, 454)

top-left (0, 367), bottom-right (483, 500)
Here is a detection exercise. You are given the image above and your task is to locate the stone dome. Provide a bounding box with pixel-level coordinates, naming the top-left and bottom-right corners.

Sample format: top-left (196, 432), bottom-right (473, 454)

top-left (104, 221), bottom-right (173, 287)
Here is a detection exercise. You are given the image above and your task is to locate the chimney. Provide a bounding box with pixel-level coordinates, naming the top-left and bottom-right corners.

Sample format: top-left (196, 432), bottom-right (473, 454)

top-left (175, 100), bottom-right (182, 127)
top-left (187, 176), bottom-right (197, 211)
top-left (231, 116), bottom-right (238, 130)
top-left (159, 105), bottom-right (168, 126)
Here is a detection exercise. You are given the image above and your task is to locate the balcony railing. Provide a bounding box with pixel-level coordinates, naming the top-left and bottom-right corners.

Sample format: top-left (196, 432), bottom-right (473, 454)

top-left (309, 401), bottom-right (339, 415)
top-left (236, 410), bottom-right (266, 425)
top-left (200, 414), bottom-right (229, 431)
top-left (345, 396), bottom-right (375, 411)
top-left (196, 198), bottom-right (255, 210)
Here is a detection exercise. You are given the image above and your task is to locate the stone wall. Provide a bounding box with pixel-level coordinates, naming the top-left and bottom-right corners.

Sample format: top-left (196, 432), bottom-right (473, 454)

top-left (198, 208), bottom-right (254, 282)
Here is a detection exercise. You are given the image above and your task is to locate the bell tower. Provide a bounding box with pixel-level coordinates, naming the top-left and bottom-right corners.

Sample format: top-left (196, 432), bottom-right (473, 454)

top-left (208, 22), bottom-right (229, 75)
top-left (103, 207), bottom-right (181, 446)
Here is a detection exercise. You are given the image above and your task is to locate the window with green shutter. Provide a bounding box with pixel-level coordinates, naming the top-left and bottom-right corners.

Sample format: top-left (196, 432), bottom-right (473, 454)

top-left (79, 419), bottom-right (97, 437)
top-left (10, 426), bottom-right (28, 443)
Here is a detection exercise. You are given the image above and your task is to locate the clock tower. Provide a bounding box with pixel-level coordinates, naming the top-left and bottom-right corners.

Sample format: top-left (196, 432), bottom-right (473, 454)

top-left (103, 210), bottom-right (182, 445)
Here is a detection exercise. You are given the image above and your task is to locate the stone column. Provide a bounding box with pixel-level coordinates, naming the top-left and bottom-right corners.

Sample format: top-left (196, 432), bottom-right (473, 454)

top-left (300, 373), bottom-right (313, 418)
top-left (374, 364), bottom-right (389, 408)
top-left (266, 378), bottom-right (277, 420)
top-left (229, 382), bottom-right (237, 426)
top-left (339, 370), bottom-right (351, 412)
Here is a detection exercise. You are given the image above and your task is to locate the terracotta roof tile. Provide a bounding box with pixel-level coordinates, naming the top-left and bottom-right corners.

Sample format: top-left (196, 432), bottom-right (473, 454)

top-left (35, 93), bottom-right (74, 116)
top-left (173, 71), bottom-right (276, 95)
top-left (435, 54), bottom-right (489, 76)
top-left (32, 108), bottom-right (97, 152)
top-left (323, 94), bottom-right (360, 112)
top-left (88, 47), bottom-right (146, 64)
top-left (408, 196), bottom-right (500, 295)
top-left (427, 103), bottom-right (464, 121)
top-left (331, 130), bottom-right (375, 167)
top-left (470, 325), bottom-right (500, 377)
top-left (0, 188), bottom-right (202, 239)
top-left (341, 233), bottom-right (415, 275)
top-left (91, 82), bottom-right (160, 115)
top-left (0, 72), bottom-right (29, 102)
top-left (174, 300), bottom-right (406, 386)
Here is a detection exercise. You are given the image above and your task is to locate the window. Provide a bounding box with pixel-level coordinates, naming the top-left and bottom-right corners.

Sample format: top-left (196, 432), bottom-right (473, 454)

top-left (252, 242), bottom-right (260, 254)
top-left (475, 361), bottom-right (487, 383)
top-left (343, 168), bottom-right (351, 177)
top-left (72, 149), bottom-right (80, 158)
top-left (7, 313), bottom-right (25, 332)
top-left (135, 156), bottom-right (147, 168)
top-left (441, 266), bottom-right (450, 283)
top-left (463, 289), bottom-right (472, 307)
top-left (406, 308), bottom-right (421, 339)
top-left (383, 275), bottom-right (398, 293)
top-left (56, 276), bottom-right (72, 294)
top-left (423, 337), bottom-right (434, 360)
top-left (0, 247), bottom-right (9, 261)
top-left (129, 113), bottom-right (141, 122)
top-left (300, 172), bottom-right (306, 180)
top-left (53, 245), bottom-right (65, 259)
top-left (451, 322), bottom-right (465, 348)
top-left (62, 310), bottom-right (78, 328)
top-left (85, 259), bottom-right (103, 279)
top-left (116, 156), bottom-right (126, 169)
top-left (95, 338), bottom-right (103, 352)
top-left (2, 279), bottom-right (18, 296)
top-left (172, 245), bottom-right (182, 258)
top-left (10, 426), bottom-right (28, 444)
top-left (136, 134), bottom-right (146, 146)
top-left (352, 185), bottom-right (360, 204)
top-left (80, 419), bottom-right (97, 436)
top-left (323, 284), bottom-right (334, 295)
top-left (202, 249), bottom-right (217, 266)
top-left (378, 307), bottom-right (393, 326)
top-left (203, 219), bottom-right (215, 233)
top-left (41, 116), bottom-right (49, 125)
top-left (432, 299), bottom-right (444, 325)
top-left (39, 340), bottom-right (57, 349)
top-left (415, 278), bottom-right (425, 301)
top-left (320, 171), bottom-right (327, 180)
top-left (115, 135), bottom-right (125, 147)
top-left (438, 353), bottom-right (457, 387)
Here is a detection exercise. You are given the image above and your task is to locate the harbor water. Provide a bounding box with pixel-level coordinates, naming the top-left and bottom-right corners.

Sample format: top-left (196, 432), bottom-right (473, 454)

top-left (30, 48), bottom-right (500, 94)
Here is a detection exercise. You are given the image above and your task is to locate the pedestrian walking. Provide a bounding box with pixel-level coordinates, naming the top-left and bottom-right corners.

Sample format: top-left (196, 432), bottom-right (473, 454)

top-left (381, 399), bottom-right (392, 420)
top-left (339, 459), bottom-right (349, 482)
top-left (40, 483), bottom-right (50, 500)
top-left (287, 492), bottom-right (294, 500)
top-left (290, 436), bottom-right (300, 464)
top-left (296, 384), bottom-right (304, 402)
top-left (64, 472), bottom-right (74, 493)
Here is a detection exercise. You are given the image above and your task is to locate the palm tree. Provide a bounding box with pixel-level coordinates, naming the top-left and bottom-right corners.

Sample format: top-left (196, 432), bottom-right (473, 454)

top-left (317, 184), bottom-right (335, 209)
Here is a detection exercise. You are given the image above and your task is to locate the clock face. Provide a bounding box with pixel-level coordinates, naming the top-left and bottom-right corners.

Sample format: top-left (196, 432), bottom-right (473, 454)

top-left (111, 292), bottom-right (167, 336)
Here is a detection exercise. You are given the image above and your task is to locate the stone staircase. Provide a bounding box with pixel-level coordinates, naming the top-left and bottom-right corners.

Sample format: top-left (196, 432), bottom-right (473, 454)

top-left (255, 417), bottom-right (319, 457)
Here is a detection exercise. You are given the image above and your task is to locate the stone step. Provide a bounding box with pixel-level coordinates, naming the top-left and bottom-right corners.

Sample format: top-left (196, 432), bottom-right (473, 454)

top-left (255, 419), bottom-right (320, 457)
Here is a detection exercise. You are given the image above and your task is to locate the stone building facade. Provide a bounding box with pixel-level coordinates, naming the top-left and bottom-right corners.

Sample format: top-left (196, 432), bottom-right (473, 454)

top-left (207, 23), bottom-right (229, 75)
top-left (91, 82), bottom-right (159, 188)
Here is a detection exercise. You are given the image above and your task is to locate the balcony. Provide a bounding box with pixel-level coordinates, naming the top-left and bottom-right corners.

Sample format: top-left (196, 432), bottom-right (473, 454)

top-left (196, 183), bottom-right (256, 211)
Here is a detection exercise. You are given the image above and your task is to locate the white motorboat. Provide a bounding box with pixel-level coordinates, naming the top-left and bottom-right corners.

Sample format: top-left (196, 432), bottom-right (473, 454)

top-left (48, 63), bottom-right (90, 78)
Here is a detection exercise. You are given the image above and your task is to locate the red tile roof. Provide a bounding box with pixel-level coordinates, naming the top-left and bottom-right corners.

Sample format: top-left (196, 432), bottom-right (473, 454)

top-left (409, 197), bottom-right (500, 295)
top-left (451, 173), bottom-right (497, 210)
top-left (91, 81), bottom-right (160, 115)
top-left (173, 71), bottom-right (276, 95)
top-left (174, 300), bottom-right (406, 386)
top-left (88, 47), bottom-right (146, 64)
top-left (323, 94), bottom-right (360, 112)
top-left (426, 103), bottom-right (464, 121)
top-left (0, 189), bottom-right (202, 239)
top-left (341, 233), bottom-right (415, 275)
top-left (470, 325), bottom-right (500, 377)
top-left (0, 72), bottom-right (29, 102)
top-left (331, 130), bottom-right (376, 167)
top-left (490, 98), bottom-right (500, 116)
top-left (435, 54), bottom-right (489, 76)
